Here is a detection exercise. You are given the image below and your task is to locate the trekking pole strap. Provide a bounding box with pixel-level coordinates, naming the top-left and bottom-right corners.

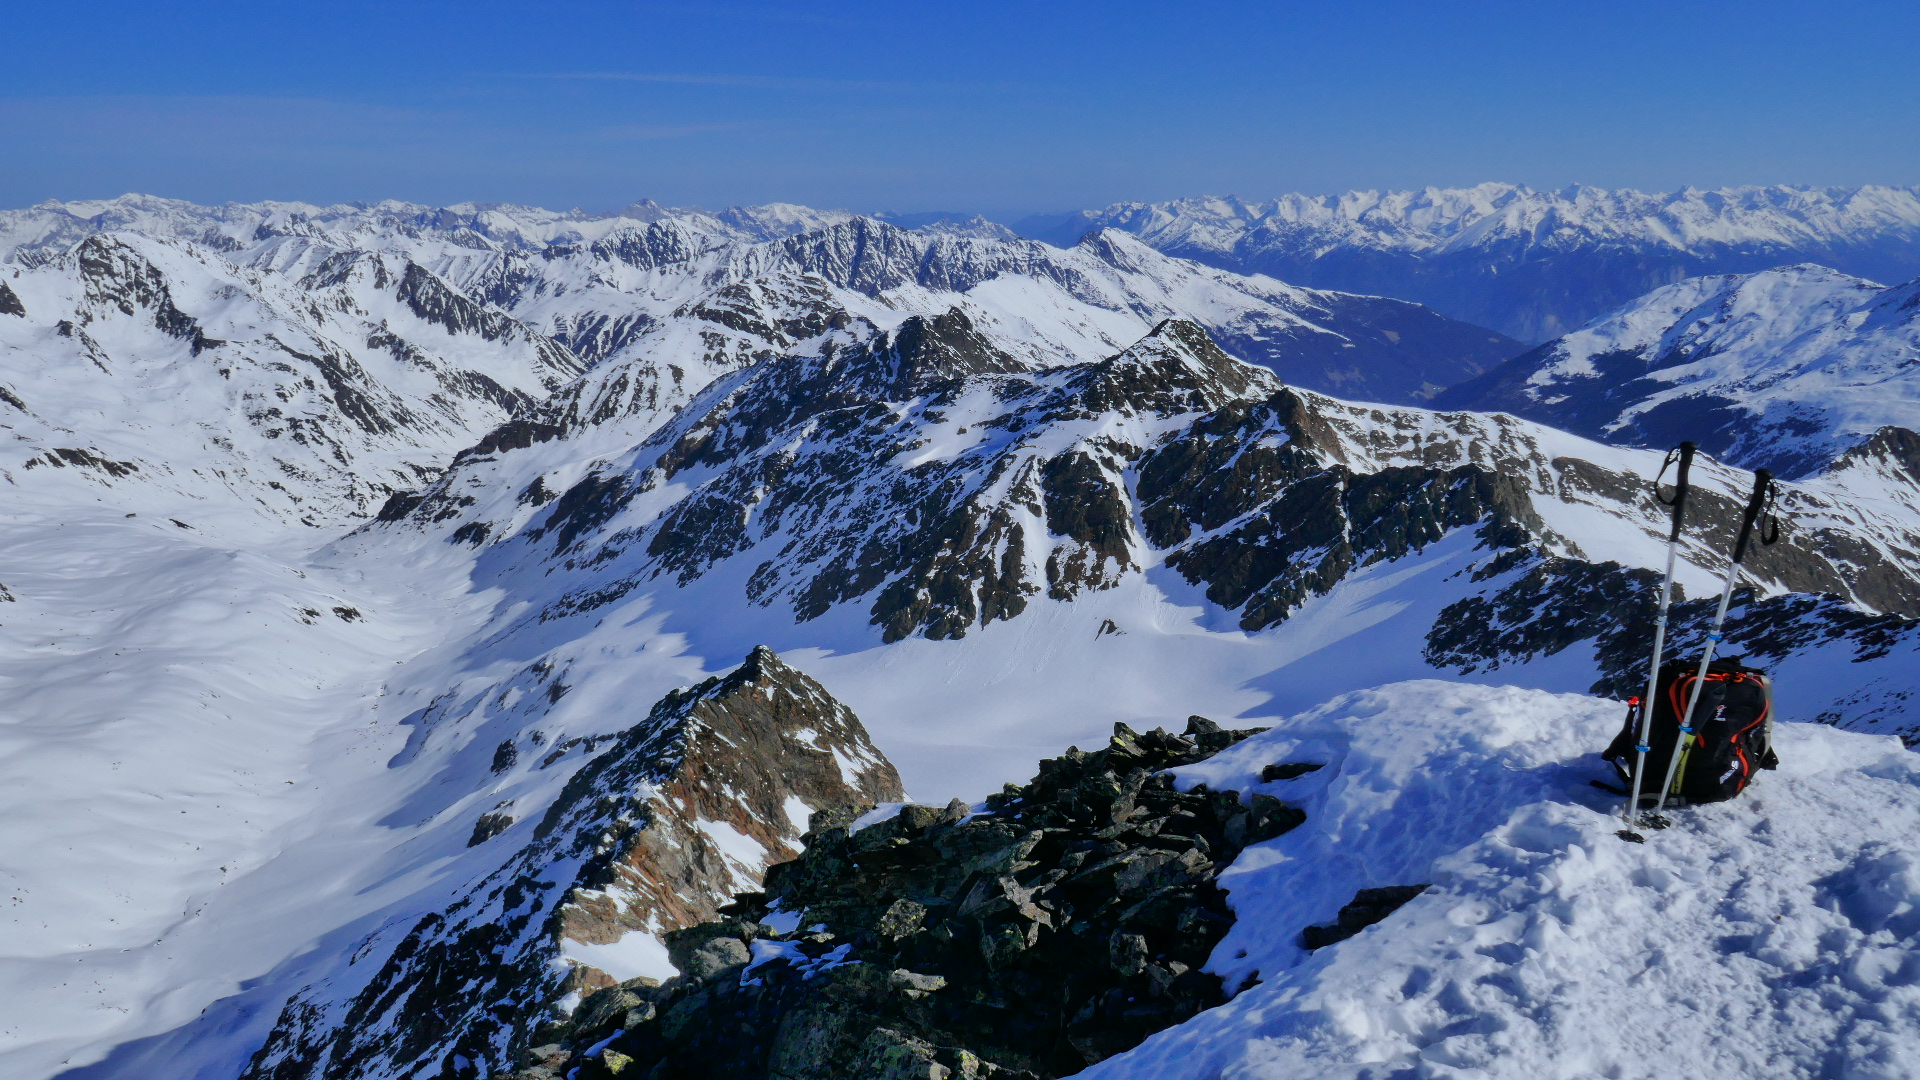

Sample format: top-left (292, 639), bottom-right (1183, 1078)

top-left (1731, 469), bottom-right (1775, 565)
top-left (1654, 442), bottom-right (1697, 543)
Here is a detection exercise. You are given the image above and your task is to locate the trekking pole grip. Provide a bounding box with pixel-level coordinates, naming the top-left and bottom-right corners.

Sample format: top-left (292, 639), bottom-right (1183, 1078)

top-left (1731, 469), bottom-right (1774, 564)
top-left (1655, 441), bottom-right (1697, 542)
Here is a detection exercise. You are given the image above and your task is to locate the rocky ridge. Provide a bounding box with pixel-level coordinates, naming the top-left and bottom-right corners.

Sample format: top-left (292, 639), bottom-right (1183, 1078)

top-left (382, 315), bottom-right (1920, 714)
top-left (499, 714), bottom-right (1339, 1080)
top-left (240, 647), bottom-right (902, 1080)
top-left (3, 196), bottom-right (1523, 539)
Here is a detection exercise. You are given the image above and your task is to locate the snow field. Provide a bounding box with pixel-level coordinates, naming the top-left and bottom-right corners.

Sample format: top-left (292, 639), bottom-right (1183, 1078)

top-left (0, 506), bottom-right (455, 1075)
top-left (1083, 680), bottom-right (1920, 1080)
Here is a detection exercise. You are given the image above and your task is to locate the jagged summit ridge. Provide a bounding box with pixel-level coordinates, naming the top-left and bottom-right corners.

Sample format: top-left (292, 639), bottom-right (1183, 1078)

top-left (378, 312), bottom-right (1920, 714)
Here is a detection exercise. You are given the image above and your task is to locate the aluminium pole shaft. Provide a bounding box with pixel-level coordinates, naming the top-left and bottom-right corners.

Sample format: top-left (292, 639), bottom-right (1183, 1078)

top-left (1626, 442), bottom-right (1696, 825)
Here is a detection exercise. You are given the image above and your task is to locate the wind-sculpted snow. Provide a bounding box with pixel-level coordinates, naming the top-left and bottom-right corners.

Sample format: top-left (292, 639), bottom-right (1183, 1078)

top-left (1020, 184), bottom-right (1920, 342)
top-left (1076, 681), bottom-right (1920, 1080)
top-left (1438, 265), bottom-right (1920, 476)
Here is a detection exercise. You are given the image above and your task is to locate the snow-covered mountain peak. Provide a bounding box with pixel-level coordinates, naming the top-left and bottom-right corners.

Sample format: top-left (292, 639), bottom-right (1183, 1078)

top-left (0, 226), bottom-right (585, 535)
top-left (1439, 263), bottom-right (1920, 475)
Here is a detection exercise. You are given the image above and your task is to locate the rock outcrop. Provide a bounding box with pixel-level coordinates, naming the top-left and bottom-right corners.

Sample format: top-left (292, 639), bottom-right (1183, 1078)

top-left (242, 647), bottom-right (902, 1080)
top-left (506, 715), bottom-right (1309, 1080)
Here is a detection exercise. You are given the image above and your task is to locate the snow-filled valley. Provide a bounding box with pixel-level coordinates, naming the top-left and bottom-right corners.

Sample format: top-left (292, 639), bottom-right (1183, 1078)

top-left (3, 193), bottom-right (1920, 1080)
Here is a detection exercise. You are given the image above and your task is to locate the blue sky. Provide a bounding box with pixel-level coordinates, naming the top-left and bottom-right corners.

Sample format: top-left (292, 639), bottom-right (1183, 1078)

top-left (2, 0), bottom-right (1916, 216)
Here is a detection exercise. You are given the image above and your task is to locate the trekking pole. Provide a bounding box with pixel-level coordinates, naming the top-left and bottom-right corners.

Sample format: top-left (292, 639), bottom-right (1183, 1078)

top-left (1623, 442), bottom-right (1696, 829)
top-left (1652, 468), bottom-right (1781, 814)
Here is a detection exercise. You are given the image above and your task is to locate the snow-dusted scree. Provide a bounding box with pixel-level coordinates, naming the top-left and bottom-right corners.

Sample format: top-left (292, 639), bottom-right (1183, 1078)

top-left (239, 647), bottom-right (900, 1080)
top-left (3, 190), bottom-right (1919, 1080)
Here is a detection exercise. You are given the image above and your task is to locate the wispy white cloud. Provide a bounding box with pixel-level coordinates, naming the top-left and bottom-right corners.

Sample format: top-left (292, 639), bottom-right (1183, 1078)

top-left (510, 71), bottom-right (909, 92)
top-left (501, 71), bottom-right (1022, 93)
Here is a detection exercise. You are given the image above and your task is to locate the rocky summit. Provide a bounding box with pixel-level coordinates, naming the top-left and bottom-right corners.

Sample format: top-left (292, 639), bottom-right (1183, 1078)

top-left (497, 715), bottom-right (1325, 1080)
top-left (241, 647), bottom-right (902, 1080)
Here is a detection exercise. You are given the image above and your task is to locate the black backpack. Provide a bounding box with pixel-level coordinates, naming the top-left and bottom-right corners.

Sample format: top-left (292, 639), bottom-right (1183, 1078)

top-left (1603, 656), bottom-right (1778, 806)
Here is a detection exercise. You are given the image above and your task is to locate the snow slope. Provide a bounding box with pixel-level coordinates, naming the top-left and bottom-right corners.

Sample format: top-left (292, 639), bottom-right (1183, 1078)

top-left (1437, 264), bottom-right (1920, 476)
top-left (1086, 679), bottom-right (1920, 1080)
top-left (0, 232), bottom-right (581, 529)
top-left (1018, 184), bottom-right (1920, 342)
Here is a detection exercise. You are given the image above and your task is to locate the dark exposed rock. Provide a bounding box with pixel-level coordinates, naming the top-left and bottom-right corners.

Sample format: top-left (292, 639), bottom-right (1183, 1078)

top-left (265, 334), bottom-right (411, 437)
top-left (533, 471), bottom-right (638, 555)
top-left (1425, 546), bottom-right (1920, 726)
top-left (1300, 885), bottom-right (1431, 949)
top-left (0, 279), bottom-right (25, 317)
top-left (491, 740), bottom-right (520, 773)
top-left (72, 235), bottom-right (225, 354)
top-left (376, 490), bottom-right (426, 521)
top-left (457, 418), bottom-right (568, 462)
top-left (521, 718), bottom-right (1296, 1080)
top-left (243, 647), bottom-right (902, 1080)
top-left (393, 309), bottom-right (1919, 681)
top-left (1140, 388), bottom-right (1540, 631)
top-left (551, 310), bottom-right (654, 364)
top-left (23, 446), bottom-right (140, 477)
top-left (1425, 549), bottom-right (1664, 675)
top-left (469, 809), bottom-right (516, 847)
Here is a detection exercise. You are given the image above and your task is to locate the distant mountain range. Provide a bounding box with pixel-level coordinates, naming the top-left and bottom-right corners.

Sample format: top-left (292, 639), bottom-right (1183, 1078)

top-left (1014, 184), bottom-right (1920, 342)
top-left (17, 184), bottom-right (1920, 352)
top-left (1, 194), bottom-right (1518, 412)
